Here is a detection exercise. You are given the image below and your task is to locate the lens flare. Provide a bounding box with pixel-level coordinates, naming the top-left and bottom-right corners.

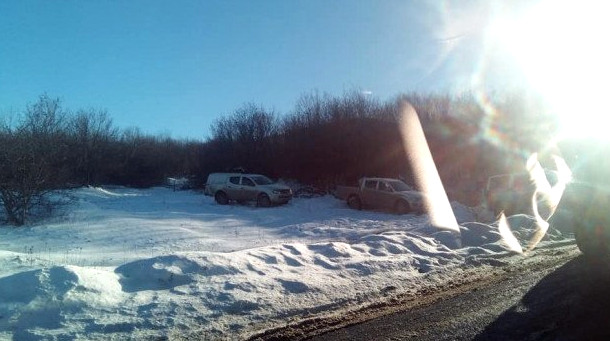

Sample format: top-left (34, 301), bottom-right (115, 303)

top-left (398, 101), bottom-right (459, 234)
top-left (525, 154), bottom-right (572, 251)
top-left (486, 0), bottom-right (610, 140)
top-left (498, 213), bottom-right (524, 254)
top-left (397, 102), bottom-right (571, 253)
top-left (498, 153), bottom-right (572, 253)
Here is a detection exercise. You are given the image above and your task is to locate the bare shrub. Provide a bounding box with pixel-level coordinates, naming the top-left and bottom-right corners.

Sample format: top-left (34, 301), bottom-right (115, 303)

top-left (0, 95), bottom-right (71, 225)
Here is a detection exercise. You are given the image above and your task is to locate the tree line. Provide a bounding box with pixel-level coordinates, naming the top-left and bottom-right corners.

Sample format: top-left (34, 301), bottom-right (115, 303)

top-left (0, 91), bottom-right (556, 225)
top-left (0, 95), bottom-right (204, 225)
top-left (203, 91), bottom-right (557, 204)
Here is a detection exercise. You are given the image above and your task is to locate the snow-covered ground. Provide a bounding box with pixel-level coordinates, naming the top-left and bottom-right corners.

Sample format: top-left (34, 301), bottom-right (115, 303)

top-left (0, 187), bottom-right (573, 340)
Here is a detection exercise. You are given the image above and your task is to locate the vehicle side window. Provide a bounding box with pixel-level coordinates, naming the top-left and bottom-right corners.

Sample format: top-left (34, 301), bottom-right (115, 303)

top-left (229, 176), bottom-right (240, 185)
top-left (241, 177), bottom-right (255, 187)
top-left (489, 177), bottom-right (509, 191)
top-left (379, 182), bottom-right (392, 192)
top-left (513, 176), bottom-right (526, 191)
top-left (364, 180), bottom-right (377, 190)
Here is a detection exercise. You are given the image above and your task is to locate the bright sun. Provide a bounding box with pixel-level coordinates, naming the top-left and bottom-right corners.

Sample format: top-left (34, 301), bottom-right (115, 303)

top-left (488, 0), bottom-right (610, 140)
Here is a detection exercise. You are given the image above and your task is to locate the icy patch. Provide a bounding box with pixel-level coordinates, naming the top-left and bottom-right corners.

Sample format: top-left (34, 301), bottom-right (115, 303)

top-left (87, 186), bottom-right (144, 198)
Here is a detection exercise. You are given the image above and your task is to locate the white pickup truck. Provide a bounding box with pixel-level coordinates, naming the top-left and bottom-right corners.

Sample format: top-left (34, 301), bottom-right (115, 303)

top-left (334, 177), bottom-right (425, 214)
top-left (204, 173), bottom-right (293, 207)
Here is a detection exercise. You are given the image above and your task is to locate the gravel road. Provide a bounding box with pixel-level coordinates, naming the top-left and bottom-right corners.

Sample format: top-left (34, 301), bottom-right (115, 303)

top-left (253, 244), bottom-right (610, 340)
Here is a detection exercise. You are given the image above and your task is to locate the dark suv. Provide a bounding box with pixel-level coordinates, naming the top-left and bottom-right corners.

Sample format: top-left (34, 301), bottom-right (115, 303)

top-left (484, 170), bottom-right (558, 217)
top-left (558, 180), bottom-right (610, 257)
top-left (555, 139), bottom-right (610, 258)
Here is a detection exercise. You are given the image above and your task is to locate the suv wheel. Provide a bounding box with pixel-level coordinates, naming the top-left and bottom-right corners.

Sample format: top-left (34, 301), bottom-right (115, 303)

top-left (215, 191), bottom-right (229, 205)
top-left (257, 193), bottom-right (271, 207)
top-left (395, 200), bottom-right (411, 215)
top-left (347, 195), bottom-right (362, 210)
top-left (575, 222), bottom-right (609, 258)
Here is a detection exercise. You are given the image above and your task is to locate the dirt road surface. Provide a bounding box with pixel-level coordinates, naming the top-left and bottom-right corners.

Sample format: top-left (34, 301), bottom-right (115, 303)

top-left (252, 244), bottom-right (610, 340)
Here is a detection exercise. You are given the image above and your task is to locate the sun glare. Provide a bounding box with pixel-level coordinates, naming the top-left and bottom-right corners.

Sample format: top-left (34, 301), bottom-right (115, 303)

top-left (488, 0), bottom-right (610, 140)
top-left (398, 101), bottom-right (460, 234)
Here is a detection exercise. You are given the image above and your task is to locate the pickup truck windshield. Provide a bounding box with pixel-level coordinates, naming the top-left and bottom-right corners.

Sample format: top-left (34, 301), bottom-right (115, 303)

top-left (252, 176), bottom-right (273, 185)
top-left (389, 180), bottom-right (412, 192)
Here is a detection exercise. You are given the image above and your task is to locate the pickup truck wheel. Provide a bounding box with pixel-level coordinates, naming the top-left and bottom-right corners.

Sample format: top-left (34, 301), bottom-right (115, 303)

top-left (574, 222), bottom-right (609, 259)
top-left (257, 193), bottom-right (271, 207)
top-left (347, 195), bottom-right (362, 210)
top-left (395, 200), bottom-right (411, 215)
top-left (215, 191), bottom-right (229, 205)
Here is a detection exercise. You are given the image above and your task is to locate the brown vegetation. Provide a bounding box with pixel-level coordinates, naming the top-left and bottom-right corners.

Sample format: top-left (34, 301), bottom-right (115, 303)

top-left (0, 91), bottom-right (557, 225)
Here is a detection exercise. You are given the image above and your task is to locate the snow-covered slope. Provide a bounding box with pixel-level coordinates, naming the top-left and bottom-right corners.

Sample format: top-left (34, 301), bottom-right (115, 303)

top-left (0, 187), bottom-right (572, 340)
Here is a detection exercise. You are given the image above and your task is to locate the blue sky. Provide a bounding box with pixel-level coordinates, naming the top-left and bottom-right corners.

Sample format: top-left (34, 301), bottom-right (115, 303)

top-left (0, 0), bottom-right (525, 140)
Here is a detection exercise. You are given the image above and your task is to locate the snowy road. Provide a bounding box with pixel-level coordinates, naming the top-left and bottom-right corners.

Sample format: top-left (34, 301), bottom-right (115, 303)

top-left (262, 245), bottom-right (610, 341)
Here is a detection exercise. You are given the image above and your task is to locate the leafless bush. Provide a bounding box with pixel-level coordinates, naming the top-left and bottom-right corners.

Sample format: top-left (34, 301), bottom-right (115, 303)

top-left (0, 95), bottom-right (71, 225)
top-left (67, 108), bottom-right (119, 186)
top-left (207, 103), bottom-right (279, 176)
top-left (0, 89), bottom-right (561, 226)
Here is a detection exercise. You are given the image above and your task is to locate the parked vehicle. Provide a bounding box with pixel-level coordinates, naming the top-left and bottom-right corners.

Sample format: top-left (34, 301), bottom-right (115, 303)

top-left (558, 180), bottom-right (610, 257)
top-left (553, 142), bottom-right (610, 258)
top-left (164, 177), bottom-right (194, 191)
top-left (204, 173), bottom-right (292, 207)
top-left (294, 186), bottom-right (327, 198)
top-left (334, 177), bottom-right (425, 214)
top-left (483, 170), bottom-right (558, 216)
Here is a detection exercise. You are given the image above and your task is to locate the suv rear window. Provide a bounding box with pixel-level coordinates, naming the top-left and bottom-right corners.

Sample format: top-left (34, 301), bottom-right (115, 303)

top-left (229, 176), bottom-right (240, 185)
top-left (379, 182), bottom-right (392, 192)
top-left (241, 177), bottom-right (255, 187)
top-left (364, 180), bottom-right (378, 190)
top-left (389, 180), bottom-right (411, 192)
top-left (252, 176), bottom-right (273, 185)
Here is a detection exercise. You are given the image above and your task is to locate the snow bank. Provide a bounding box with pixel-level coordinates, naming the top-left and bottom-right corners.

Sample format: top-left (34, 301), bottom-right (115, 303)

top-left (0, 187), bottom-right (573, 340)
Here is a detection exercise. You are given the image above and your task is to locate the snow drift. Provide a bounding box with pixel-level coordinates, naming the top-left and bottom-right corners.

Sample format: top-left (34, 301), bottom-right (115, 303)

top-left (0, 187), bottom-right (572, 340)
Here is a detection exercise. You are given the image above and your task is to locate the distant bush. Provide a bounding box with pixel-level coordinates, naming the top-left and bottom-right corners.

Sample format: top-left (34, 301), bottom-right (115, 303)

top-left (202, 90), bottom-right (557, 205)
top-left (0, 95), bottom-right (71, 225)
top-left (0, 90), bottom-right (559, 225)
top-left (0, 96), bottom-right (203, 225)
